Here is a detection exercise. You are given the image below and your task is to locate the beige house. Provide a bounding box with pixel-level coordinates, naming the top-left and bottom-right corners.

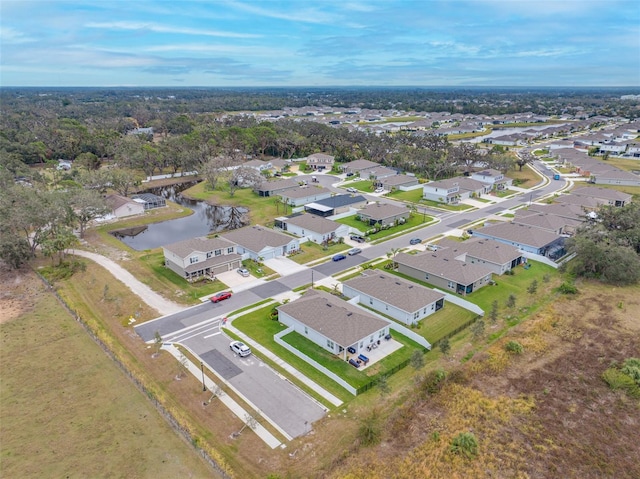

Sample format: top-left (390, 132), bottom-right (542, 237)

top-left (163, 236), bottom-right (242, 282)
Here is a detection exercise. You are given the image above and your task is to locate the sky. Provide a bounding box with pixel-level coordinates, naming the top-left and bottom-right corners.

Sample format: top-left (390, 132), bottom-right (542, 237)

top-left (1, 0), bottom-right (639, 87)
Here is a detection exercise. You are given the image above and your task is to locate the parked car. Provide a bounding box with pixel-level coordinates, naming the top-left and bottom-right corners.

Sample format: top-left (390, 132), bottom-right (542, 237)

top-left (332, 254), bottom-right (347, 262)
top-left (346, 172), bottom-right (355, 177)
top-left (237, 268), bottom-right (250, 277)
top-left (409, 237), bottom-right (422, 245)
top-left (350, 234), bottom-right (366, 243)
top-left (210, 291), bottom-right (232, 303)
top-left (229, 340), bottom-right (251, 357)
top-left (347, 187), bottom-right (357, 193)
top-left (348, 248), bottom-right (362, 256)
top-left (374, 187), bottom-right (384, 193)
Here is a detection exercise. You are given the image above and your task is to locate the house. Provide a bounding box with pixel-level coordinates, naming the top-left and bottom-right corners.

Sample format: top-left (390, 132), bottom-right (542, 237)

top-left (105, 194), bottom-right (145, 219)
top-left (278, 186), bottom-right (332, 207)
top-left (255, 178), bottom-right (299, 197)
top-left (395, 251), bottom-right (493, 295)
top-left (275, 213), bottom-right (350, 244)
top-left (367, 166), bottom-right (398, 180)
top-left (131, 193), bottom-right (167, 210)
top-left (422, 177), bottom-right (488, 204)
top-left (554, 193), bottom-right (605, 210)
top-left (357, 202), bottom-right (410, 226)
top-left (243, 159), bottom-right (272, 171)
top-left (304, 194), bottom-right (368, 217)
top-left (435, 237), bottom-right (525, 275)
top-left (590, 169), bottom-right (640, 187)
top-left (162, 236), bottom-right (242, 282)
top-left (276, 289), bottom-right (390, 358)
top-left (598, 143), bottom-right (627, 156)
top-left (470, 169), bottom-right (513, 191)
top-left (377, 174), bottom-right (419, 191)
top-left (471, 222), bottom-right (566, 259)
top-left (519, 203), bottom-right (587, 221)
top-left (570, 186), bottom-right (633, 207)
top-left (220, 225), bottom-right (300, 260)
top-left (306, 153), bottom-right (335, 171)
top-left (340, 159), bottom-right (379, 175)
top-left (342, 270), bottom-right (445, 326)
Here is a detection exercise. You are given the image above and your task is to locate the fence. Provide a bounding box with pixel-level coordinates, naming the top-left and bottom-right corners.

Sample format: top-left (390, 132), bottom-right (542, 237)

top-left (33, 271), bottom-right (232, 479)
top-left (273, 327), bottom-right (358, 396)
top-left (429, 314), bottom-right (482, 349)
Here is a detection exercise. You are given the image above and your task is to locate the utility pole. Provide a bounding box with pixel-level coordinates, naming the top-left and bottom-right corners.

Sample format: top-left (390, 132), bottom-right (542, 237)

top-left (200, 361), bottom-right (207, 391)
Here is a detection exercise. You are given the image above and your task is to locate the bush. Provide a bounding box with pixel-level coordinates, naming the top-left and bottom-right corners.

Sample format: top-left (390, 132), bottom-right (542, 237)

top-left (557, 281), bottom-right (579, 295)
top-left (450, 432), bottom-right (478, 458)
top-left (358, 410), bottom-right (382, 446)
top-left (602, 367), bottom-right (640, 399)
top-left (505, 340), bottom-right (524, 354)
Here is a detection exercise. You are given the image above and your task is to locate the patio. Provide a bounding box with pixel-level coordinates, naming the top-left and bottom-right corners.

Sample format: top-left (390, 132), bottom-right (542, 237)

top-left (346, 337), bottom-right (403, 370)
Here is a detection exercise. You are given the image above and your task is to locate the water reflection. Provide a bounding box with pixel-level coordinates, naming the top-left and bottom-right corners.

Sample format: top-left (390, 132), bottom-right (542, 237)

top-left (111, 181), bottom-right (249, 250)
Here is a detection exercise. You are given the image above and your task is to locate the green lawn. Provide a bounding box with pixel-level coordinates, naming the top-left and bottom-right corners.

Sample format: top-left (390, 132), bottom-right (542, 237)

top-left (335, 213), bottom-right (435, 241)
top-left (492, 189), bottom-right (519, 198)
top-left (533, 149), bottom-right (549, 156)
top-left (388, 188), bottom-right (424, 203)
top-left (474, 197), bottom-right (492, 203)
top-left (420, 304), bottom-right (478, 343)
top-left (346, 179), bottom-right (376, 192)
top-left (288, 240), bottom-right (350, 264)
top-left (139, 251), bottom-right (228, 300)
top-left (241, 259), bottom-right (276, 278)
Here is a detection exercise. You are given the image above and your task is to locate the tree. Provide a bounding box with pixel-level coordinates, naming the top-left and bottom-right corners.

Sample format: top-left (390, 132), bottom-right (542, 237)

top-left (506, 294), bottom-right (517, 309)
top-left (527, 279), bottom-right (538, 295)
top-left (70, 188), bottom-right (110, 238)
top-left (358, 409), bottom-right (382, 446)
top-left (75, 152), bottom-right (101, 171)
top-left (470, 319), bottom-right (485, 340)
top-left (107, 168), bottom-right (141, 197)
top-left (489, 300), bottom-right (499, 324)
top-left (377, 375), bottom-right (391, 396)
top-left (410, 350), bottom-right (425, 370)
top-left (0, 234), bottom-right (32, 269)
top-left (439, 338), bottom-right (451, 357)
top-left (153, 331), bottom-right (163, 357)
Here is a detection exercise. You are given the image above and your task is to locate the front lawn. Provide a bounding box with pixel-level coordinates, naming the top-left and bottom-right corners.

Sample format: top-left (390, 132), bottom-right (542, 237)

top-left (287, 241), bottom-right (350, 264)
top-left (387, 188), bottom-right (424, 203)
top-left (345, 179), bottom-right (376, 192)
top-left (335, 213), bottom-right (435, 241)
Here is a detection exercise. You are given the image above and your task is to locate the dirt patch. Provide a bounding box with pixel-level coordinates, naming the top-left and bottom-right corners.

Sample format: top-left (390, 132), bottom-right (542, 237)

top-left (0, 265), bottom-right (48, 324)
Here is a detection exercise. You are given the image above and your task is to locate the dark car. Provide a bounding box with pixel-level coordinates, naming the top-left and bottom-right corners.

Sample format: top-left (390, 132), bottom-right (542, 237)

top-left (332, 254), bottom-right (347, 262)
top-left (409, 237), bottom-right (422, 245)
top-left (210, 291), bottom-right (232, 303)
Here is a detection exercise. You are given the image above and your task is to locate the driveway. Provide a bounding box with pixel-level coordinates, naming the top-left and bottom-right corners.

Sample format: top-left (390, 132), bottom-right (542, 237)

top-left (216, 269), bottom-right (256, 291)
top-left (263, 256), bottom-right (308, 276)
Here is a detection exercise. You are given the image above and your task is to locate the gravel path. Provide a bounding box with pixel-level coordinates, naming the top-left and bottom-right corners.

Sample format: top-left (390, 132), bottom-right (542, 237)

top-left (71, 249), bottom-right (184, 316)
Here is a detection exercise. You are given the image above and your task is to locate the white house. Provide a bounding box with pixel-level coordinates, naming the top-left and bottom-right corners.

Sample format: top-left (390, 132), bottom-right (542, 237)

top-left (275, 214), bottom-right (349, 244)
top-left (105, 194), bottom-right (145, 219)
top-left (342, 270), bottom-right (445, 326)
top-left (162, 236), bottom-right (242, 282)
top-left (277, 289), bottom-right (389, 358)
top-left (278, 186), bottom-right (333, 207)
top-left (422, 177), bottom-right (488, 204)
top-left (470, 169), bottom-right (513, 191)
top-left (220, 225), bottom-right (300, 260)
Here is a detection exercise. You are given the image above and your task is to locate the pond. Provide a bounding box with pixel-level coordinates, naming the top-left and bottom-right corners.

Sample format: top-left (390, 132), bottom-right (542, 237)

top-left (111, 182), bottom-right (249, 251)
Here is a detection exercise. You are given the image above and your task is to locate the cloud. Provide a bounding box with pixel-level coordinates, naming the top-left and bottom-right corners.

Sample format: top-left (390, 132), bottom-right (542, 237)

top-left (85, 21), bottom-right (261, 39)
top-left (226, 0), bottom-right (342, 25)
top-left (0, 26), bottom-right (36, 44)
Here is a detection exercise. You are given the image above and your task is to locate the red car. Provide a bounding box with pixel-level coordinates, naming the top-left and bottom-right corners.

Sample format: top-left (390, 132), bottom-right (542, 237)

top-left (210, 291), bottom-right (232, 303)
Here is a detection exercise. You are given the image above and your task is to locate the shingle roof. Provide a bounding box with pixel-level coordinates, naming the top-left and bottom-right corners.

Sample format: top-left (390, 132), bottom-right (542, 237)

top-left (279, 186), bottom-right (331, 199)
top-left (256, 178), bottom-right (299, 192)
top-left (358, 202), bottom-right (410, 220)
top-left (309, 194), bottom-right (367, 208)
top-left (163, 236), bottom-right (237, 258)
top-left (570, 186), bottom-right (633, 202)
top-left (520, 203), bottom-right (587, 220)
top-left (454, 238), bottom-right (523, 265)
top-left (512, 213), bottom-right (582, 231)
top-left (474, 222), bottom-right (562, 248)
top-left (382, 175), bottom-right (418, 186)
top-left (343, 270), bottom-right (444, 313)
top-left (283, 214), bottom-right (342, 234)
top-left (221, 225), bottom-right (295, 253)
top-left (105, 194), bottom-right (136, 210)
top-left (342, 159), bottom-right (379, 171)
top-left (555, 194), bottom-right (604, 209)
top-left (277, 289), bottom-right (388, 347)
top-left (395, 252), bottom-right (492, 285)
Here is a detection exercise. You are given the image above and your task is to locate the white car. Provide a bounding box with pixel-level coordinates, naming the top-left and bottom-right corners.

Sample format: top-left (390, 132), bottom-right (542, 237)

top-left (375, 188), bottom-right (384, 193)
top-left (347, 187), bottom-right (358, 193)
top-left (237, 268), bottom-right (250, 277)
top-left (230, 341), bottom-right (251, 357)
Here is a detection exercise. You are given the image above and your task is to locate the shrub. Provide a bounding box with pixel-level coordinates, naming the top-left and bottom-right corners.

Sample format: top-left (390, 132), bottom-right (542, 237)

top-left (557, 281), bottom-right (578, 295)
top-left (602, 368), bottom-right (640, 399)
top-left (621, 358), bottom-right (640, 385)
top-left (358, 409), bottom-right (382, 446)
top-left (450, 432), bottom-right (478, 458)
top-left (505, 340), bottom-right (524, 354)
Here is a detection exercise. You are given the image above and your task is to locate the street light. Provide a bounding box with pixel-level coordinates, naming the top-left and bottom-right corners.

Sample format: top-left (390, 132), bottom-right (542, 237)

top-left (200, 361), bottom-right (207, 391)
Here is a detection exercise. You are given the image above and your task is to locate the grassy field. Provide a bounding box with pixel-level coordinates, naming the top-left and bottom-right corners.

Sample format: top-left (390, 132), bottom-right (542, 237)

top-left (0, 268), bottom-right (216, 478)
top-left (287, 240), bottom-right (350, 264)
top-left (598, 156), bottom-right (640, 173)
top-left (335, 213), bottom-right (435, 242)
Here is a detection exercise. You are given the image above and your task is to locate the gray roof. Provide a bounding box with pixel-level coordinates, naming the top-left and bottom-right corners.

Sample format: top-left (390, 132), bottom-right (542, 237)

top-left (307, 153), bottom-right (335, 164)
top-left (424, 176), bottom-right (487, 192)
top-left (342, 159), bottom-right (379, 171)
top-left (343, 270), bottom-right (445, 314)
top-left (277, 289), bottom-right (388, 347)
top-left (450, 238), bottom-right (523, 265)
top-left (395, 252), bottom-right (492, 285)
top-left (309, 194), bottom-right (367, 209)
top-left (474, 222), bottom-right (562, 248)
top-left (570, 186), bottom-right (633, 202)
top-left (184, 253), bottom-right (242, 274)
top-left (163, 236), bottom-right (237, 258)
top-left (512, 213), bottom-right (582, 231)
top-left (555, 194), bottom-right (604, 209)
top-left (283, 214), bottom-right (342, 234)
top-left (381, 175), bottom-right (418, 186)
top-left (279, 186), bottom-right (331, 199)
top-left (358, 202), bottom-right (410, 220)
top-left (221, 225), bottom-right (296, 252)
top-left (256, 178), bottom-right (299, 192)
top-left (105, 194), bottom-right (137, 210)
top-left (522, 203), bottom-right (589, 221)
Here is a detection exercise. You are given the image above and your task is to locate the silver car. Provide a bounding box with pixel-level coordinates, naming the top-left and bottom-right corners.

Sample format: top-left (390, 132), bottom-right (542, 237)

top-left (348, 248), bottom-right (362, 255)
top-left (237, 268), bottom-right (250, 277)
top-left (230, 341), bottom-right (251, 357)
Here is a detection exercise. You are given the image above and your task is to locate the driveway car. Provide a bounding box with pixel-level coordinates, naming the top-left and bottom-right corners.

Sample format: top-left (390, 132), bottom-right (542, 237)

top-left (230, 340), bottom-right (251, 357)
top-left (409, 237), bottom-right (422, 245)
top-left (237, 268), bottom-right (250, 277)
top-left (332, 254), bottom-right (347, 261)
top-left (375, 188), bottom-right (384, 193)
top-left (350, 234), bottom-right (366, 243)
top-left (210, 291), bottom-right (232, 303)
top-left (346, 187), bottom-right (357, 193)
top-left (345, 172), bottom-right (355, 177)
top-left (348, 248), bottom-right (362, 256)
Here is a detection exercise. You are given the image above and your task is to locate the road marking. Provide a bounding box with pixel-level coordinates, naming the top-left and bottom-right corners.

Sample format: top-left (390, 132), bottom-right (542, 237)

top-left (204, 332), bottom-right (221, 338)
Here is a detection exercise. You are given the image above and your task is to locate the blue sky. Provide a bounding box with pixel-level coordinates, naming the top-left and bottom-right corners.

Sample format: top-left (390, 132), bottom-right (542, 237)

top-left (1, 0), bottom-right (639, 87)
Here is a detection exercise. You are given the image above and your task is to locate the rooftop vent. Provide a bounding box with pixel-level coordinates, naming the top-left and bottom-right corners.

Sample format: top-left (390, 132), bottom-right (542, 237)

top-left (347, 312), bottom-right (352, 316)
